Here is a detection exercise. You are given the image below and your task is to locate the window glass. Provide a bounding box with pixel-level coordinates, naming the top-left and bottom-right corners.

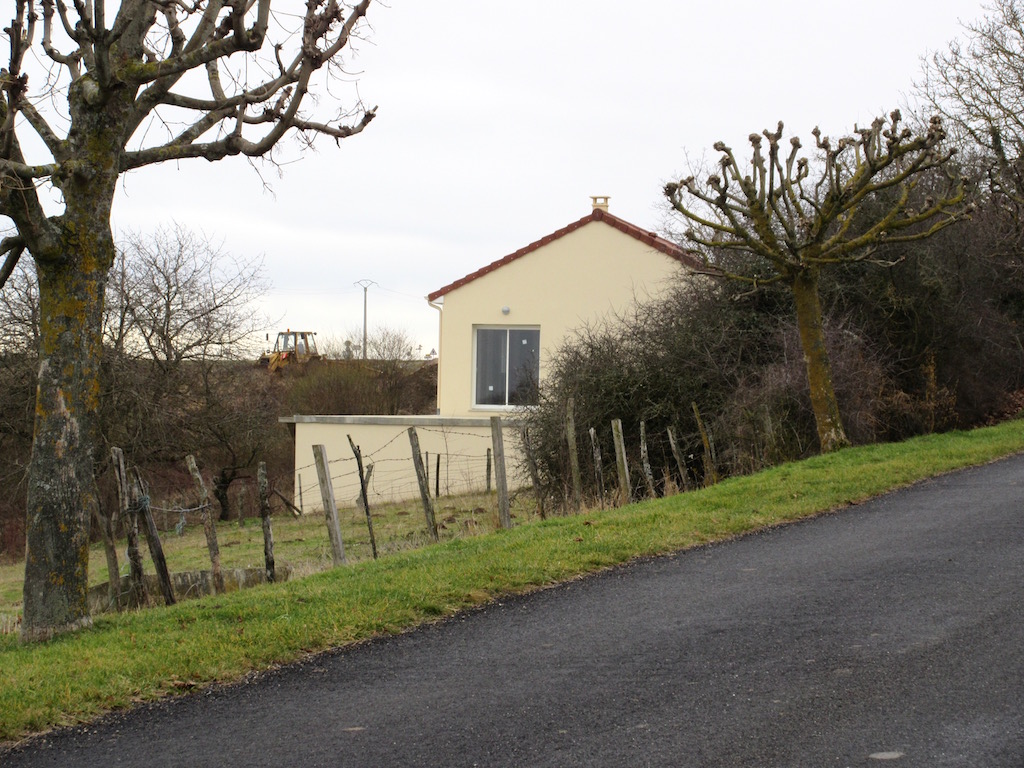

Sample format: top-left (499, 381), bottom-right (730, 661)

top-left (475, 328), bottom-right (508, 406)
top-left (474, 327), bottom-right (540, 407)
top-left (508, 329), bottom-right (539, 405)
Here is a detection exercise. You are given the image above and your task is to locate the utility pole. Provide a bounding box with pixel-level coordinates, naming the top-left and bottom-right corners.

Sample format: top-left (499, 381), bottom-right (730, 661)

top-left (354, 279), bottom-right (377, 360)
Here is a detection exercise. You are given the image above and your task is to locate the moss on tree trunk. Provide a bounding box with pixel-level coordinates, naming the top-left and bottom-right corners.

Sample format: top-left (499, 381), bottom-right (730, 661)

top-left (20, 183), bottom-right (116, 639)
top-left (790, 267), bottom-right (850, 453)
top-left (22, 251), bottom-right (110, 639)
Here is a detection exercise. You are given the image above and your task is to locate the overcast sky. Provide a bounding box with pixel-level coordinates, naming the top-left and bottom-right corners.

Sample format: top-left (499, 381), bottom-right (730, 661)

top-left (110, 0), bottom-right (987, 357)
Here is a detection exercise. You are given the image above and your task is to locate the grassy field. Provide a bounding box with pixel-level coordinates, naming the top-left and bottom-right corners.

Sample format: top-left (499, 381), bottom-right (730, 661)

top-left (2, 418), bottom-right (1024, 745)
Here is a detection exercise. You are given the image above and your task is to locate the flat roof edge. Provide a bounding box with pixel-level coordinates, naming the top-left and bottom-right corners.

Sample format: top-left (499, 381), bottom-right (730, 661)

top-left (279, 414), bottom-right (523, 428)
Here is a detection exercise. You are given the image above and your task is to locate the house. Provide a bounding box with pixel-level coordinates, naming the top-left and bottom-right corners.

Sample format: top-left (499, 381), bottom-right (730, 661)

top-left (427, 196), bottom-right (699, 416)
top-left (281, 197), bottom-right (698, 509)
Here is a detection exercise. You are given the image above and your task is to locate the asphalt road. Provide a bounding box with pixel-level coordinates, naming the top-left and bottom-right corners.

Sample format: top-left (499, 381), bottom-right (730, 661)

top-left (4, 455), bottom-right (1023, 767)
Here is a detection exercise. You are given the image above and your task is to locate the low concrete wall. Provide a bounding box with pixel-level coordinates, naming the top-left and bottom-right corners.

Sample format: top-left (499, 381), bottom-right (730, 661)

top-left (280, 415), bottom-right (527, 510)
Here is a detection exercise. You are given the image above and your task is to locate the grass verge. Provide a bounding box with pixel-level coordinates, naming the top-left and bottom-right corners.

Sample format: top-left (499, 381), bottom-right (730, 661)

top-left (2, 419), bottom-right (1024, 745)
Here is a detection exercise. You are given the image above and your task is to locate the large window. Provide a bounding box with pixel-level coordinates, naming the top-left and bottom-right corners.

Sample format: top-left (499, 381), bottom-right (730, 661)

top-left (475, 327), bottom-right (540, 407)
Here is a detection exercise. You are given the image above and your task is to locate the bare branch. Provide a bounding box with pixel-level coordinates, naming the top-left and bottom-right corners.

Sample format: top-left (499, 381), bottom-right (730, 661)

top-left (919, 0), bottom-right (1024, 202)
top-left (15, 98), bottom-right (67, 161)
top-left (278, 103), bottom-right (376, 142)
top-left (0, 234), bottom-right (25, 290)
top-left (0, 157), bottom-right (61, 179)
top-left (40, 0), bottom-right (83, 73)
top-left (122, 0), bottom-right (269, 88)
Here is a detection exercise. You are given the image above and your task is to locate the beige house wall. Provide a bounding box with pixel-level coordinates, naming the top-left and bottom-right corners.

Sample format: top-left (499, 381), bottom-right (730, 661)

top-left (434, 220), bottom-right (685, 416)
top-left (282, 415), bottom-right (526, 512)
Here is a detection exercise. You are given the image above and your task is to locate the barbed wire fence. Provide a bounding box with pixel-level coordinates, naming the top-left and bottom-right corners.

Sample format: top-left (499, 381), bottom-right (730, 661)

top-left (56, 421), bottom-right (540, 621)
top-left (291, 424), bottom-right (504, 517)
top-left (547, 401), bottom-right (719, 512)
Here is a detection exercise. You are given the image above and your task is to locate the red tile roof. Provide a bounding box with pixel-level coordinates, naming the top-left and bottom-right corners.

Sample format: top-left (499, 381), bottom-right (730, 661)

top-left (426, 208), bottom-right (701, 302)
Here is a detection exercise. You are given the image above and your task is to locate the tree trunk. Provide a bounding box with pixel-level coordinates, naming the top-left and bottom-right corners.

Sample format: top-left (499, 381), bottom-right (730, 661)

top-left (214, 471), bottom-right (234, 522)
top-left (18, 72), bottom-right (131, 639)
top-left (22, 248), bottom-right (111, 640)
top-left (565, 397), bottom-right (582, 512)
top-left (790, 268), bottom-right (849, 453)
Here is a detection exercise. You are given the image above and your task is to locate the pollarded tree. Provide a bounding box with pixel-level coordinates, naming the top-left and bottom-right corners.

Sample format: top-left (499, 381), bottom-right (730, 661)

top-left (664, 112), bottom-right (966, 453)
top-left (0, 0), bottom-right (377, 640)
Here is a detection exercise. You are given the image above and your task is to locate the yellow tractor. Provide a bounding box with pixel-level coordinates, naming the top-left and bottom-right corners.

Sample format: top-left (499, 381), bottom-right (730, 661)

top-left (257, 330), bottom-right (321, 372)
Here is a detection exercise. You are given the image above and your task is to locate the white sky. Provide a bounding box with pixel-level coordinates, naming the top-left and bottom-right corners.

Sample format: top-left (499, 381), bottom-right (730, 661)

top-left (109, 0), bottom-right (986, 357)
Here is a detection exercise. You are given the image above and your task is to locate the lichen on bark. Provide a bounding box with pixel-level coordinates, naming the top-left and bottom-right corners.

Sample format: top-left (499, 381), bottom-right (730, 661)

top-left (22, 236), bottom-right (112, 640)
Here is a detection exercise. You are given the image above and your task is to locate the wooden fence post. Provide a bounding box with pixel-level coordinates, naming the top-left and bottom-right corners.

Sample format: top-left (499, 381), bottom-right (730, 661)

top-left (132, 468), bottom-right (175, 606)
top-left (640, 420), bottom-right (657, 499)
top-left (611, 419), bottom-right (631, 507)
top-left (667, 426), bottom-right (691, 492)
top-left (186, 454), bottom-right (224, 594)
top-left (258, 462), bottom-right (276, 583)
top-left (348, 435), bottom-right (378, 559)
top-left (521, 427), bottom-right (546, 520)
top-left (691, 401), bottom-right (719, 486)
top-left (112, 447), bottom-right (145, 609)
top-left (124, 503), bottom-right (148, 609)
top-left (491, 416), bottom-right (511, 529)
top-left (99, 448), bottom-right (125, 610)
top-left (408, 427), bottom-right (440, 542)
top-left (566, 397), bottom-right (583, 512)
top-left (312, 444), bottom-right (347, 566)
top-left (92, 498), bottom-right (122, 611)
top-left (486, 448), bottom-right (492, 493)
top-left (237, 483), bottom-right (247, 528)
top-left (589, 427), bottom-right (605, 510)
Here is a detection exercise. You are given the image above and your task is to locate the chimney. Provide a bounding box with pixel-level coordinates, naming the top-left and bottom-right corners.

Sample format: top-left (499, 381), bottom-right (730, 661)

top-left (590, 195), bottom-right (610, 212)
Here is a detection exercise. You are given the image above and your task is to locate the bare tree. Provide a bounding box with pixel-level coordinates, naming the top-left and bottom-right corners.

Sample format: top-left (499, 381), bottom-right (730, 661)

top-left (1, 0), bottom-right (376, 640)
top-left (100, 226), bottom-right (271, 468)
top-left (365, 324), bottom-right (417, 361)
top-left (920, 0), bottom-right (1024, 202)
top-left (365, 325), bottom-right (418, 415)
top-left (112, 224), bottom-right (267, 368)
top-left (115, 227), bottom-right (280, 523)
top-left (664, 112), bottom-right (966, 452)
top-left (0, 260), bottom-right (37, 553)
top-left (0, 258), bottom-right (39, 354)
top-left (192, 360), bottom-right (286, 523)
